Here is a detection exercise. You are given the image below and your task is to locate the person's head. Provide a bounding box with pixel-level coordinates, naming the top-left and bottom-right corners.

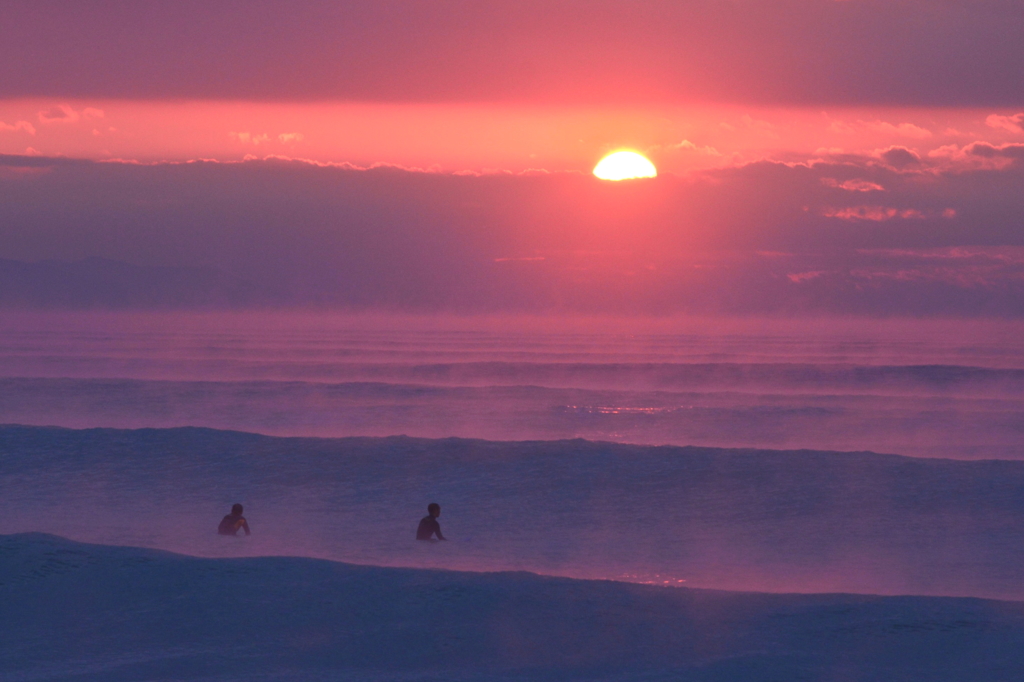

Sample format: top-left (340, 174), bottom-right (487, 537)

top-left (231, 503), bottom-right (243, 516)
top-left (427, 502), bottom-right (440, 517)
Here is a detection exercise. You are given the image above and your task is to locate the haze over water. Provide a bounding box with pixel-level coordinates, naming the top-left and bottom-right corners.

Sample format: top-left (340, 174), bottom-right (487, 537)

top-left (2, 311), bottom-right (1022, 460)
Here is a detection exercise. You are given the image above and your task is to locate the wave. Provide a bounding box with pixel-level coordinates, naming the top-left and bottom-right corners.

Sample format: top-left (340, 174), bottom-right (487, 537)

top-left (6, 532), bottom-right (1023, 682)
top-left (1, 376), bottom-right (1022, 460)
top-left (3, 425), bottom-right (1024, 601)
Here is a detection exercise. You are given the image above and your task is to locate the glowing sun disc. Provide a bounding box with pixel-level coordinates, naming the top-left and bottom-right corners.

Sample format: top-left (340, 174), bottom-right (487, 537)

top-left (593, 151), bottom-right (657, 181)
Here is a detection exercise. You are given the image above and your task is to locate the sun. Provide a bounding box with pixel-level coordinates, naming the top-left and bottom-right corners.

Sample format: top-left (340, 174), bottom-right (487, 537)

top-left (593, 151), bottom-right (657, 181)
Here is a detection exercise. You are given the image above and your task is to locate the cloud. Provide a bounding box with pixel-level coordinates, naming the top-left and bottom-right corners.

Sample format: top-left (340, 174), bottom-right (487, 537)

top-left (967, 142), bottom-right (1024, 159)
top-left (38, 104), bottom-right (80, 124)
top-left (670, 140), bottom-right (720, 154)
top-left (0, 120), bottom-right (36, 135)
top-left (863, 121), bottom-right (932, 139)
top-left (878, 146), bottom-right (921, 169)
top-left (821, 178), bottom-right (884, 192)
top-left (826, 119), bottom-right (856, 135)
top-left (33, 104), bottom-right (102, 126)
top-left (847, 257), bottom-right (1024, 288)
top-left (230, 131), bottom-right (271, 145)
top-left (787, 271), bottom-right (826, 283)
top-left (741, 114), bottom-right (774, 131)
top-left (734, 114), bottom-right (779, 139)
top-left (0, 165), bottom-right (50, 179)
top-left (1, 152), bottom-right (1022, 315)
top-left (925, 141), bottom-right (1024, 171)
top-left (5, 1), bottom-right (1024, 107)
top-left (986, 113), bottom-right (1024, 135)
top-left (277, 132), bottom-right (304, 143)
top-left (857, 247), bottom-right (1024, 264)
top-left (823, 206), bottom-right (926, 221)
top-left (927, 144), bottom-right (964, 161)
top-left (821, 202), bottom-right (957, 221)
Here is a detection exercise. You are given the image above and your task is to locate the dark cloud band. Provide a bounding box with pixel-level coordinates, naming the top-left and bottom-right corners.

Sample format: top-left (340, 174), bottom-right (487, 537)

top-left (2, 152), bottom-right (1023, 315)
top-left (2, 0), bottom-right (1023, 106)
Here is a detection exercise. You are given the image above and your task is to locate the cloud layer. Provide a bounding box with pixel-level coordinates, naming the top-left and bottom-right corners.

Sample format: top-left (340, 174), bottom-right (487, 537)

top-left (1, 151), bottom-right (1023, 315)
top-left (2, 0), bottom-right (1023, 106)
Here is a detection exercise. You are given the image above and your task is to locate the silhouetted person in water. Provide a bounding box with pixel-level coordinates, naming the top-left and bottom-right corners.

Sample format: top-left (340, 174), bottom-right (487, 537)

top-left (218, 503), bottom-right (251, 536)
top-left (416, 503), bottom-right (446, 541)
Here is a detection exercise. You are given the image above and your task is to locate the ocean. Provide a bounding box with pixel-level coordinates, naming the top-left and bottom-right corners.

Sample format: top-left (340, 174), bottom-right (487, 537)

top-left (1, 310), bottom-right (1022, 460)
top-left (3, 311), bottom-right (1024, 600)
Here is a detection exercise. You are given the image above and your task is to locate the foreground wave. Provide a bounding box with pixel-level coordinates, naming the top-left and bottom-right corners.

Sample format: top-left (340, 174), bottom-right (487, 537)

top-left (2, 371), bottom-right (1023, 460)
top-left (4, 425), bottom-right (1024, 600)
top-left (3, 533), bottom-right (1024, 682)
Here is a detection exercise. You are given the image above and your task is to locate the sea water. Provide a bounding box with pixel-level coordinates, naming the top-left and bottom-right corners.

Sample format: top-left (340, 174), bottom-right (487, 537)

top-left (3, 311), bottom-right (1024, 599)
top-left (1, 310), bottom-right (1022, 460)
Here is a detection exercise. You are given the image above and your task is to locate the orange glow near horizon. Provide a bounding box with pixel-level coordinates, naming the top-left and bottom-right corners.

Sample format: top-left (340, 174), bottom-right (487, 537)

top-left (1, 99), bottom-right (1022, 175)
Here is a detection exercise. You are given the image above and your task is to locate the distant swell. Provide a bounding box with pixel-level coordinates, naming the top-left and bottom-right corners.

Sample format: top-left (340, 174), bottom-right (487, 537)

top-left (1, 314), bottom-right (1022, 460)
top-left (252, 361), bottom-right (1024, 395)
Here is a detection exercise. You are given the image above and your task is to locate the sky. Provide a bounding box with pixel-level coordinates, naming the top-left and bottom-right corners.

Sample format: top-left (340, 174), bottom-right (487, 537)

top-left (2, 0), bottom-right (1023, 314)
